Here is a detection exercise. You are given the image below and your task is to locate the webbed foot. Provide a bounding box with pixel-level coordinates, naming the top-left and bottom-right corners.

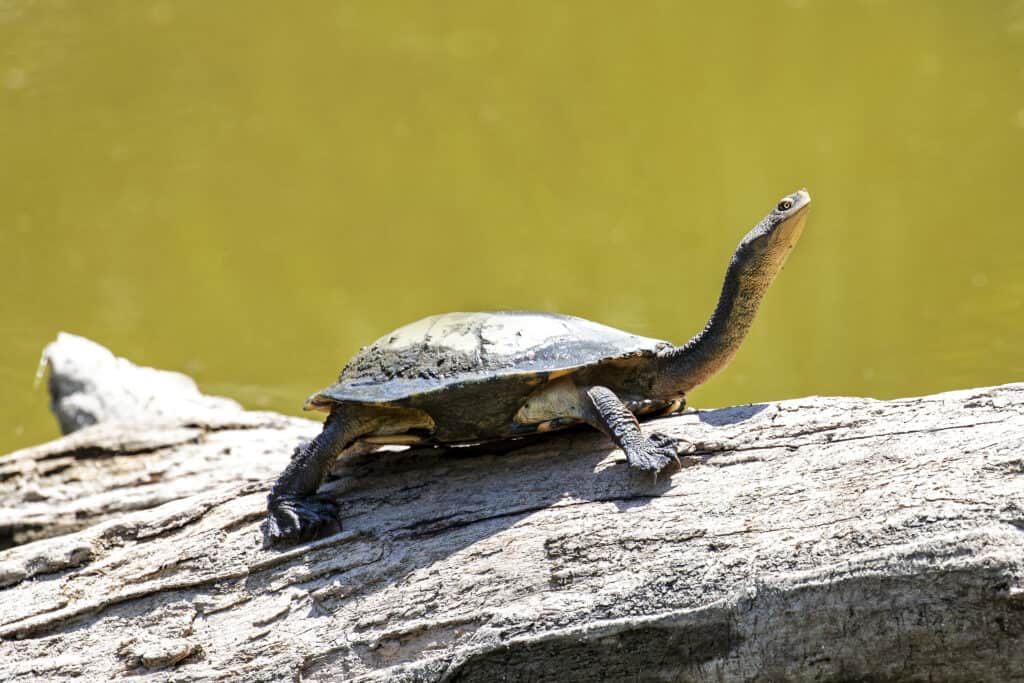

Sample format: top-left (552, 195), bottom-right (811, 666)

top-left (262, 493), bottom-right (341, 548)
top-left (625, 431), bottom-right (682, 472)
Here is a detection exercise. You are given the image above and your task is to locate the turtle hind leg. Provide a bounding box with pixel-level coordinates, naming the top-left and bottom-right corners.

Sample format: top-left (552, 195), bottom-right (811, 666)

top-left (262, 407), bottom-right (380, 548)
top-left (581, 385), bottom-right (680, 473)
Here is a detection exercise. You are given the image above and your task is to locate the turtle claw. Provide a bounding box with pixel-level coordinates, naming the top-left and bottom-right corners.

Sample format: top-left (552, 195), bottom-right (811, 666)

top-left (262, 493), bottom-right (342, 548)
top-left (625, 432), bottom-right (682, 474)
top-left (649, 431), bottom-right (698, 456)
top-left (647, 432), bottom-right (678, 452)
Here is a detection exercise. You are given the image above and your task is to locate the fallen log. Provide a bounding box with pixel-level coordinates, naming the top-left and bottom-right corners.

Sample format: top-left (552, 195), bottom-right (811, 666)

top-left (0, 334), bottom-right (1021, 681)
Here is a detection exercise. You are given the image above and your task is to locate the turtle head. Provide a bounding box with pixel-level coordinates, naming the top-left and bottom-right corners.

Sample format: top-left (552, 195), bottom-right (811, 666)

top-left (654, 188), bottom-right (811, 397)
top-left (732, 188), bottom-right (811, 281)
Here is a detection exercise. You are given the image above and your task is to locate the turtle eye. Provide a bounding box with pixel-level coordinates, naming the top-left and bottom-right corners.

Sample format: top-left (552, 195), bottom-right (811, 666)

top-left (777, 198), bottom-right (794, 212)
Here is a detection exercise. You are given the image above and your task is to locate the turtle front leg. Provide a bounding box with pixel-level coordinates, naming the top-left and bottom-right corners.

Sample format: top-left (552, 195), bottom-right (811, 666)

top-left (581, 386), bottom-right (680, 473)
top-left (263, 408), bottom-right (379, 547)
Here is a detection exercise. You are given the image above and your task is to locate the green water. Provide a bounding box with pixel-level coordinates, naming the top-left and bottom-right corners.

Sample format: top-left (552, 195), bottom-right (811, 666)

top-left (2, 1), bottom-right (1023, 455)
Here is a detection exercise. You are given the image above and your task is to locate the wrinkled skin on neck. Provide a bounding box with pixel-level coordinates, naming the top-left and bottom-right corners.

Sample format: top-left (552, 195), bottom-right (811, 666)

top-left (653, 193), bottom-right (810, 398)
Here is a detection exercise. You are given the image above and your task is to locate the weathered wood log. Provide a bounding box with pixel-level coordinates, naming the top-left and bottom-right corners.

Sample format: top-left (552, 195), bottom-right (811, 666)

top-left (1, 335), bottom-right (1022, 682)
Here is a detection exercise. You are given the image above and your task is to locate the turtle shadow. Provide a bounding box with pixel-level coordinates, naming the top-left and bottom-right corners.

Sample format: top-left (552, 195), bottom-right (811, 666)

top-left (422, 427), bottom-right (677, 511)
top-left (694, 403), bottom-right (768, 427)
top-left (331, 428), bottom-right (678, 516)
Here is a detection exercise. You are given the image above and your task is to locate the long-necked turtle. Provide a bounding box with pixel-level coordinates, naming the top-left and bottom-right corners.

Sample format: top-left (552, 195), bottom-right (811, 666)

top-left (264, 189), bottom-right (811, 546)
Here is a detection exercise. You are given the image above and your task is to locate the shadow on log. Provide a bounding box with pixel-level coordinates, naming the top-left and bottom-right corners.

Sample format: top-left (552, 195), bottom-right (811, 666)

top-left (1, 334), bottom-right (1022, 681)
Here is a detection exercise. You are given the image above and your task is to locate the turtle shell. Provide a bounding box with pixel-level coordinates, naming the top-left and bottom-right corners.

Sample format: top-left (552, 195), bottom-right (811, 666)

top-left (303, 313), bottom-right (671, 440)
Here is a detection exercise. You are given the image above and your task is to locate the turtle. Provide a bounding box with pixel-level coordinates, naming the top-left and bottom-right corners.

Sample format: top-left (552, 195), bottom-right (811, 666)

top-left (263, 189), bottom-right (811, 546)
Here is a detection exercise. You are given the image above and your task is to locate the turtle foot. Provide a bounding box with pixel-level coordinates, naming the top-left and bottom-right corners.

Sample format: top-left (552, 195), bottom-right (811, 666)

top-left (625, 431), bottom-right (682, 473)
top-left (647, 431), bottom-right (697, 455)
top-left (262, 493), bottom-right (341, 548)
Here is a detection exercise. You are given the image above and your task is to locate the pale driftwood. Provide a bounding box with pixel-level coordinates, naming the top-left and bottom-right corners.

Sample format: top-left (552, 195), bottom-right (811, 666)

top-left (1, 337), bottom-right (1022, 682)
top-left (42, 333), bottom-right (250, 434)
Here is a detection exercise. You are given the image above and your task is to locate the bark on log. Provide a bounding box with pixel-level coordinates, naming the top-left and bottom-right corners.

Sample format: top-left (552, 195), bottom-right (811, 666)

top-left (1, 334), bottom-right (1022, 682)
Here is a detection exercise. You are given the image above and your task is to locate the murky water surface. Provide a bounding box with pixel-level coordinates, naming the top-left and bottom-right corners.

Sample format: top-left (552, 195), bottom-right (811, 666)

top-left (2, 2), bottom-right (1023, 453)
